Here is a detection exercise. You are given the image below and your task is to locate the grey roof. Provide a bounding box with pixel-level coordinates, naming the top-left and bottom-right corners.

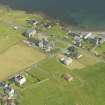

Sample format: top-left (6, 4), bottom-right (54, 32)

top-left (15, 75), bottom-right (24, 81)
top-left (74, 36), bottom-right (81, 42)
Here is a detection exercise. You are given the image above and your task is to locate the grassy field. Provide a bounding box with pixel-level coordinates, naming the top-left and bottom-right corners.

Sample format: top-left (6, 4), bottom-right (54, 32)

top-left (95, 43), bottom-right (105, 54)
top-left (0, 42), bottom-right (46, 80)
top-left (14, 57), bottom-right (105, 105)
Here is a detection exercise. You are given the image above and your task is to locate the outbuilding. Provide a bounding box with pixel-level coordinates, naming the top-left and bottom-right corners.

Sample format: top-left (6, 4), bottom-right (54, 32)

top-left (63, 74), bottom-right (73, 82)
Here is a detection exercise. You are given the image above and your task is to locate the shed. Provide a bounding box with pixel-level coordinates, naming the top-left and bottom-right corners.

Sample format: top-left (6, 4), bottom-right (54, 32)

top-left (63, 74), bottom-right (73, 82)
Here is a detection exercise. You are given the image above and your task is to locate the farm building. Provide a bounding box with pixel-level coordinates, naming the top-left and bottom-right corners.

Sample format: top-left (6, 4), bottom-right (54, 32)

top-left (60, 57), bottom-right (73, 65)
top-left (23, 29), bottom-right (37, 38)
top-left (4, 86), bottom-right (15, 97)
top-left (63, 74), bottom-right (73, 82)
top-left (14, 75), bottom-right (26, 86)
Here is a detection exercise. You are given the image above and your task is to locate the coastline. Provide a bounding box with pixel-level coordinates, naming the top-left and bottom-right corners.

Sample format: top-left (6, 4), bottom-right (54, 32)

top-left (37, 11), bottom-right (105, 33)
top-left (0, 4), bottom-right (105, 32)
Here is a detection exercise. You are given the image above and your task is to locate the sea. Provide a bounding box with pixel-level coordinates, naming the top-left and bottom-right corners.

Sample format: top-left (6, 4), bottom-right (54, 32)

top-left (0, 0), bottom-right (105, 30)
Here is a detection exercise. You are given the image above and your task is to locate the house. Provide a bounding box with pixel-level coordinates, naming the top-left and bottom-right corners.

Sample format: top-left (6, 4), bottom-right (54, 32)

top-left (37, 39), bottom-right (48, 49)
top-left (74, 36), bottom-right (82, 47)
top-left (84, 32), bottom-right (92, 39)
top-left (68, 31), bottom-right (84, 38)
top-left (0, 82), bottom-right (8, 89)
top-left (67, 45), bottom-right (81, 59)
top-left (68, 32), bottom-right (79, 37)
top-left (38, 40), bottom-right (44, 48)
top-left (26, 19), bottom-right (39, 26)
top-left (45, 45), bottom-right (53, 52)
top-left (44, 23), bottom-right (51, 29)
top-left (43, 39), bottom-right (49, 48)
top-left (14, 75), bottom-right (26, 86)
top-left (77, 54), bottom-right (83, 59)
top-left (60, 57), bottom-right (73, 65)
top-left (23, 29), bottom-right (37, 38)
top-left (88, 35), bottom-right (99, 45)
top-left (63, 74), bottom-right (73, 82)
top-left (4, 86), bottom-right (15, 97)
top-left (37, 39), bottom-right (54, 52)
top-left (97, 34), bottom-right (105, 44)
top-left (0, 82), bottom-right (15, 97)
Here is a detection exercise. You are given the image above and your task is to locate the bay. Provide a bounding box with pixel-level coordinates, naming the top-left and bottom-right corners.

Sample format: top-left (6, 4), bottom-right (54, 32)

top-left (0, 0), bottom-right (105, 30)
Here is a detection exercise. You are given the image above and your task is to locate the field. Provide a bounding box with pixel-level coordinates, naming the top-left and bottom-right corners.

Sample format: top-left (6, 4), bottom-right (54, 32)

top-left (95, 43), bottom-right (105, 55)
top-left (14, 57), bottom-right (105, 105)
top-left (0, 42), bottom-right (46, 80)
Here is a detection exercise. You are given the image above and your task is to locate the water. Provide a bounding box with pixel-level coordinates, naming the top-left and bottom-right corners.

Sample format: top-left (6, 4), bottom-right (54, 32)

top-left (1, 0), bottom-right (105, 30)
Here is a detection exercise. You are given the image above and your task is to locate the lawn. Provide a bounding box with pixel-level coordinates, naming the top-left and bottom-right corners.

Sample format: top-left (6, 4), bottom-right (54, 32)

top-left (0, 42), bottom-right (46, 80)
top-left (17, 57), bottom-right (105, 105)
top-left (95, 43), bottom-right (105, 54)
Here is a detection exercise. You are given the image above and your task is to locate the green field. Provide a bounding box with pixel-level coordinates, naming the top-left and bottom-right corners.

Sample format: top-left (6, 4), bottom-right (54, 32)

top-left (95, 43), bottom-right (105, 55)
top-left (14, 57), bottom-right (105, 105)
top-left (0, 42), bottom-right (46, 80)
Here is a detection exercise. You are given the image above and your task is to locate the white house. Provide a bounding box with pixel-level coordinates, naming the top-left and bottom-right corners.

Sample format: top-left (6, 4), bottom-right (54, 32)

top-left (14, 75), bottom-right (26, 86)
top-left (84, 32), bottom-right (92, 39)
top-left (4, 86), bottom-right (15, 97)
top-left (60, 57), bottom-right (73, 65)
top-left (24, 29), bottom-right (37, 38)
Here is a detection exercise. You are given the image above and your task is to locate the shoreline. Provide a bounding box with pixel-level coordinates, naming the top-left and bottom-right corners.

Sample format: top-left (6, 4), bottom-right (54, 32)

top-left (1, 4), bottom-right (105, 32)
top-left (33, 11), bottom-right (105, 33)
